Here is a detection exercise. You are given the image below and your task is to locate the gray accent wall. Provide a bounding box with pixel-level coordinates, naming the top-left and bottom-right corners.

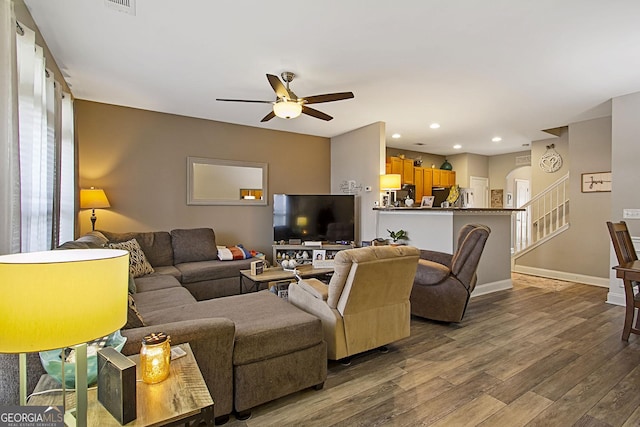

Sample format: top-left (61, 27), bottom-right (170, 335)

top-left (75, 100), bottom-right (331, 257)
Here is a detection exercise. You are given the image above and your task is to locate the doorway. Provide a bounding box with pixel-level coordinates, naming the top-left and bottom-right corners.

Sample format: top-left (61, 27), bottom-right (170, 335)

top-left (514, 179), bottom-right (531, 252)
top-left (469, 176), bottom-right (489, 208)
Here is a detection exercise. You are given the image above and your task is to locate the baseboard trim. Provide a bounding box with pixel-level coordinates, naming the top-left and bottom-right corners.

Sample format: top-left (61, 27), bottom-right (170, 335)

top-left (512, 265), bottom-right (609, 288)
top-left (606, 292), bottom-right (625, 307)
top-left (471, 279), bottom-right (513, 298)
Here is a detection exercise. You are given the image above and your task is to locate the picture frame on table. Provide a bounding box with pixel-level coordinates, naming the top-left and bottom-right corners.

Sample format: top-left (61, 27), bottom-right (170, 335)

top-left (420, 196), bottom-right (435, 208)
top-left (312, 250), bottom-right (333, 268)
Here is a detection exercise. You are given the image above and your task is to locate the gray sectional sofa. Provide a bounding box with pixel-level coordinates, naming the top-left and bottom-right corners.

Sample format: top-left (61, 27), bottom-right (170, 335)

top-left (100, 227), bottom-right (256, 300)
top-left (0, 228), bottom-right (327, 424)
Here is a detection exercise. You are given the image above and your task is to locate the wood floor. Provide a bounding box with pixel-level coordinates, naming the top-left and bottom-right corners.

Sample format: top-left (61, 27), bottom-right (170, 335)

top-left (226, 274), bottom-right (640, 427)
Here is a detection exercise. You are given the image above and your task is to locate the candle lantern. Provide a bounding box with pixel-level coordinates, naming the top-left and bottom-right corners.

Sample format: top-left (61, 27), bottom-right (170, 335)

top-left (140, 332), bottom-right (170, 384)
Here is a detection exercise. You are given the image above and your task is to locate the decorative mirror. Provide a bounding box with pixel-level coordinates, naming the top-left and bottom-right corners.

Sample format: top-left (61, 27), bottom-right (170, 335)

top-left (187, 157), bottom-right (268, 206)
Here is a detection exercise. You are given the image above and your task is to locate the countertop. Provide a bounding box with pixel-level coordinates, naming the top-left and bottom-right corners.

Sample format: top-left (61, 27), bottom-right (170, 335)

top-left (373, 207), bottom-right (524, 212)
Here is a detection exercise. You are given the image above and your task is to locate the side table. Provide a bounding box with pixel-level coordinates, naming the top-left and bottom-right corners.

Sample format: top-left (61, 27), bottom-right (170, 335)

top-left (28, 343), bottom-right (213, 426)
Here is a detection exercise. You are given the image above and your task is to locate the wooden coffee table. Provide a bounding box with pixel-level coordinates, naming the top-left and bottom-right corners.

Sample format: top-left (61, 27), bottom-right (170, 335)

top-left (239, 265), bottom-right (333, 293)
top-left (28, 343), bottom-right (213, 426)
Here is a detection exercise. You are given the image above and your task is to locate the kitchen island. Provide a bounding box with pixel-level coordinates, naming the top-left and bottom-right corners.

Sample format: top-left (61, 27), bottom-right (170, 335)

top-left (375, 207), bottom-right (522, 296)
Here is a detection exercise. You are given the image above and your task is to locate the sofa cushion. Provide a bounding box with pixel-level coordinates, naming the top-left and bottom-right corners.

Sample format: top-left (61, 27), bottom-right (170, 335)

top-left (57, 241), bottom-right (102, 250)
top-left (134, 287), bottom-right (196, 315)
top-left (100, 230), bottom-right (174, 267)
top-left (76, 231), bottom-right (108, 246)
top-left (134, 273), bottom-right (182, 293)
top-left (175, 258), bottom-right (254, 284)
top-left (124, 294), bottom-right (145, 329)
top-left (171, 228), bottom-right (218, 264)
top-left (108, 238), bottom-right (155, 278)
top-left (143, 291), bottom-right (323, 366)
top-left (149, 265), bottom-right (182, 282)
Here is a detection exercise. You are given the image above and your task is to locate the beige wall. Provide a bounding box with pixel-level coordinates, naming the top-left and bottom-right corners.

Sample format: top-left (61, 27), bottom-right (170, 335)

top-left (75, 101), bottom-right (331, 257)
top-left (530, 131), bottom-right (570, 195)
top-left (516, 117), bottom-right (611, 279)
top-left (609, 91), bottom-right (640, 304)
top-left (488, 150), bottom-right (531, 191)
top-left (448, 153), bottom-right (489, 188)
top-left (385, 147), bottom-right (445, 169)
top-left (331, 122), bottom-right (385, 242)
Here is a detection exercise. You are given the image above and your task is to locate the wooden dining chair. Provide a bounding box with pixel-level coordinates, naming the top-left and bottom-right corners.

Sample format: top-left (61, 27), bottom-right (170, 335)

top-left (606, 221), bottom-right (640, 340)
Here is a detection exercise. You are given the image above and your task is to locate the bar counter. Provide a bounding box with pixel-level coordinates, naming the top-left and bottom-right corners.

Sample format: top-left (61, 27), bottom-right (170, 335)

top-left (375, 207), bottom-right (522, 296)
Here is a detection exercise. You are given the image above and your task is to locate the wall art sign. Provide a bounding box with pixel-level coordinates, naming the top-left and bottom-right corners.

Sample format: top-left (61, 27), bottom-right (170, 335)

top-left (539, 144), bottom-right (563, 173)
top-left (581, 172), bottom-right (611, 193)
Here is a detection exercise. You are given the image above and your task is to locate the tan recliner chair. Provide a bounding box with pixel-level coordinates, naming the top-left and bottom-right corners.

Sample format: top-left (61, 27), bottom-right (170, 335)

top-left (288, 245), bottom-right (420, 361)
top-left (410, 224), bottom-right (491, 323)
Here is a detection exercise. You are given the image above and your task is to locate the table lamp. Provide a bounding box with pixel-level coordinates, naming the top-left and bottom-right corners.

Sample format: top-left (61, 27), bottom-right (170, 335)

top-left (0, 249), bottom-right (129, 427)
top-left (380, 174), bottom-right (401, 207)
top-left (80, 188), bottom-right (111, 231)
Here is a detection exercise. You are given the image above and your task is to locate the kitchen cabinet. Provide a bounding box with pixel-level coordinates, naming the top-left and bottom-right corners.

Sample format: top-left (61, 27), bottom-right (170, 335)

top-left (432, 169), bottom-right (456, 188)
top-left (387, 156), bottom-right (415, 184)
top-left (414, 167), bottom-right (433, 202)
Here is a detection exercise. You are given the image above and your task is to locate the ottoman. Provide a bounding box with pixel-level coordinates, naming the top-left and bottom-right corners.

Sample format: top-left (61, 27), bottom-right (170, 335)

top-left (143, 290), bottom-right (327, 419)
top-left (224, 291), bottom-right (327, 416)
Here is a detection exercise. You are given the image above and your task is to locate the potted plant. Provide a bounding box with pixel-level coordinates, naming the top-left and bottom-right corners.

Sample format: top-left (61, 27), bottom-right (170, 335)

top-left (387, 229), bottom-right (408, 245)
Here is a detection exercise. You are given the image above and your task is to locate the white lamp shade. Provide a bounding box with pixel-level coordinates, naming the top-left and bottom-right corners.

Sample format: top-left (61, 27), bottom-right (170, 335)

top-left (380, 174), bottom-right (402, 191)
top-left (273, 101), bottom-right (302, 119)
top-left (0, 249), bottom-right (129, 353)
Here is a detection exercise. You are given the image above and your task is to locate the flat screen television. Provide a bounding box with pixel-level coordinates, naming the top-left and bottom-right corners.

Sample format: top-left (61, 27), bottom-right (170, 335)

top-left (273, 194), bottom-right (355, 243)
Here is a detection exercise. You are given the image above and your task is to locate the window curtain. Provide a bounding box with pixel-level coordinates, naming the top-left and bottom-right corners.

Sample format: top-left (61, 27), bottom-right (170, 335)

top-left (9, 17), bottom-right (75, 252)
top-left (0, 0), bottom-right (21, 255)
top-left (58, 94), bottom-right (75, 244)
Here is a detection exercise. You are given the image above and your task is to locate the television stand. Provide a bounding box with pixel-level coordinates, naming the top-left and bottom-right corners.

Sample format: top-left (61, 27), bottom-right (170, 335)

top-left (273, 243), bottom-right (353, 267)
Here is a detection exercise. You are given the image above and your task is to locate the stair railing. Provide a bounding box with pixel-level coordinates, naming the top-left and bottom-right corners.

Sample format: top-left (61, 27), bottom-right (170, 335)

top-left (512, 173), bottom-right (570, 257)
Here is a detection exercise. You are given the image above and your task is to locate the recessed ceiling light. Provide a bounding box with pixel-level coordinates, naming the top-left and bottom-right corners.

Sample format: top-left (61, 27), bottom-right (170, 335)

top-left (492, 136), bottom-right (502, 142)
top-left (391, 133), bottom-right (401, 139)
top-left (430, 123), bottom-right (440, 129)
top-left (453, 144), bottom-right (462, 150)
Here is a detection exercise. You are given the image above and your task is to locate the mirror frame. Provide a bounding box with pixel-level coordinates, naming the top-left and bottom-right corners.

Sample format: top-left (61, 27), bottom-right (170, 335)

top-left (187, 156), bottom-right (269, 206)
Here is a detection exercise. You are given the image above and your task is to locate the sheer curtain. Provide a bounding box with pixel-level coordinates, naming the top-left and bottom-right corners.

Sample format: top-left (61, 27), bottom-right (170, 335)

top-left (11, 19), bottom-right (75, 252)
top-left (0, 0), bottom-right (21, 255)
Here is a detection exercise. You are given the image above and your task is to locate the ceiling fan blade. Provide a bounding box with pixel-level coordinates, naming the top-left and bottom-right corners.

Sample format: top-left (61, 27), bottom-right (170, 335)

top-left (266, 74), bottom-right (290, 99)
top-left (216, 98), bottom-right (273, 104)
top-left (302, 106), bottom-right (333, 121)
top-left (302, 92), bottom-right (354, 105)
top-left (260, 111), bottom-right (276, 122)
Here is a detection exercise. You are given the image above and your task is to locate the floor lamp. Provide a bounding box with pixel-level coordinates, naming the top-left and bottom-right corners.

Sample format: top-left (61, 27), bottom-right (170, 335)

top-left (80, 187), bottom-right (111, 231)
top-left (0, 249), bottom-right (129, 427)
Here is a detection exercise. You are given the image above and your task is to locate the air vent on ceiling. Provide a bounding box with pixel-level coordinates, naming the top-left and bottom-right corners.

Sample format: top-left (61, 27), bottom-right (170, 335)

top-left (104, 0), bottom-right (136, 15)
top-left (515, 155), bottom-right (531, 166)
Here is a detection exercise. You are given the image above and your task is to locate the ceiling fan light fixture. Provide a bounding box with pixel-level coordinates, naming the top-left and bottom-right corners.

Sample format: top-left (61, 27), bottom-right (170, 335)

top-left (273, 100), bottom-right (302, 119)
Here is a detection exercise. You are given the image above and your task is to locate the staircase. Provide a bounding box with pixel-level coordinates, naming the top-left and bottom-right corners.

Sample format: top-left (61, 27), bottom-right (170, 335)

top-left (512, 173), bottom-right (570, 258)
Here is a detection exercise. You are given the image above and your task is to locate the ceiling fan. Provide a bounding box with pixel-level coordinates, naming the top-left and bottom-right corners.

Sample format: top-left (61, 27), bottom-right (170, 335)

top-left (216, 72), bottom-right (354, 122)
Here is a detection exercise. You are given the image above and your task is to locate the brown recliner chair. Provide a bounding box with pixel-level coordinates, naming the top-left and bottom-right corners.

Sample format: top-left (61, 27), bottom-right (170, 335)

top-left (410, 224), bottom-right (491, 323)
top-left (288, 245), bottom-right (420, 361)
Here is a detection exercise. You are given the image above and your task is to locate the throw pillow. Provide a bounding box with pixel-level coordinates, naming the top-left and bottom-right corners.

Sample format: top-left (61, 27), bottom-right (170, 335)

top-left (128, 272), bottom-right (137, 294)
top-left (108, 238), bottom-right (155, 278)
top-left (217, 244), bottom-right (252, 261)
top-left (123, 294), bottom-right (145, 329)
